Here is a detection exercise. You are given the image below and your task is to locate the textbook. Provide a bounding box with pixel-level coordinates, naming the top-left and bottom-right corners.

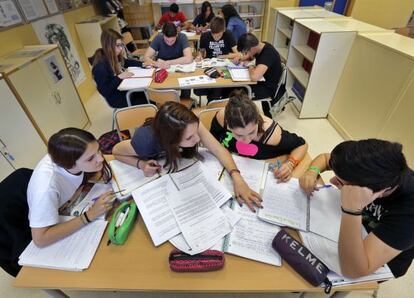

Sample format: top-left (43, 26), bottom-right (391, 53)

top-left (299, 230), bottom-right (394, 285)
top-left (258, 177), bottom-right (342, 242)
top-left (131, 161), bottom-right (232, 246)
top-left (19, 218), bottom-right (107, 271)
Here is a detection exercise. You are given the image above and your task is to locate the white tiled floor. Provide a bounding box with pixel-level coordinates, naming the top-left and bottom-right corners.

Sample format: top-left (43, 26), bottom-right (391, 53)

top-left (2, 92), bottom-right (413, 298)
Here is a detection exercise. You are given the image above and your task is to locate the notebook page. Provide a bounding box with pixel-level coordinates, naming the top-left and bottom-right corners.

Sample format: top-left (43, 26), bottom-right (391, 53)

top-left (225, 203), bottom-right (282, 266)
top-left (166, 183), bottom-right (232, 252)
top-left (117, 77), bottom-right (152, 91)
top-left (127, 67), bottom-right (154, 77)
top-left (19, 220), bottom-right (107, 271)
top-left (258, 177), bottom-right (308, 230)
top-left (229, 68), bottom-right (251, 81)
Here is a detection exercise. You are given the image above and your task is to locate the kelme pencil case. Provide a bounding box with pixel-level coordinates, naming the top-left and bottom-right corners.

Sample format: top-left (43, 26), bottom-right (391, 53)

top-left (169, 249), bottom-right (225, 272)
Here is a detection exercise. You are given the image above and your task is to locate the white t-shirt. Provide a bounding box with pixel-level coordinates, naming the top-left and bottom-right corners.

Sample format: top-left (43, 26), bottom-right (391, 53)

top-left (27, 155), bottom-right (84, 228)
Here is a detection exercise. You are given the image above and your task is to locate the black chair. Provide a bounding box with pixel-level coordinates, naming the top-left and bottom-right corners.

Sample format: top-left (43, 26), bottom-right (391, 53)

top-left (0, 168), bottom-right (33, 277)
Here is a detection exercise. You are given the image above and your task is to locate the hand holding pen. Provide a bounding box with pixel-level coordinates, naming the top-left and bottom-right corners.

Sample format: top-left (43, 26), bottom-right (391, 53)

top-left (273, 160), bottom-right (294, 183)
top-left (89, 191), bottom-right (117, 220)
top-left (139, 159), bottom-right (162, 177)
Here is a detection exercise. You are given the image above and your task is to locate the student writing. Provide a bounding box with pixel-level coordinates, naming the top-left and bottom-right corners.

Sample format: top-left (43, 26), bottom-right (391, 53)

top-left (299, 139), bottom-right (414, 278)
top-left (27, 128), bottom-right (114, 247)
top-left (113, 101), bottom-right (261, 211)
top-left (210, 90), bottom-right (307, 182)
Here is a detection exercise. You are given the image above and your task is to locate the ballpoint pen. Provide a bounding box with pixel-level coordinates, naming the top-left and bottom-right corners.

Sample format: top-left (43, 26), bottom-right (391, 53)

top-left (316, 184), bottom-right (332, 190)
top-left (92, 189), bottom-right (126, 202)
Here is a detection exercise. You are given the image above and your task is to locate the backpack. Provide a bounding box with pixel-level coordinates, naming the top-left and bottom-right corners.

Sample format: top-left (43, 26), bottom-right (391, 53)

top-left (97, 130), bottom-right (131, 154)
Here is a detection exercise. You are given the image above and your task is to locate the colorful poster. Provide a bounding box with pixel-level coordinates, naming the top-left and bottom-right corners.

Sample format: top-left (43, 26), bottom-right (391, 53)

top-left (32, 14), bottom-right (86, 86)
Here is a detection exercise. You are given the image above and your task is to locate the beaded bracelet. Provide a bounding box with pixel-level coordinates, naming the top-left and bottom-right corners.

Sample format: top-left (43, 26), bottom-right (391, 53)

top-left (287, 155), bottom-right (299, 167)
top-left (308, 165), bottom-right (321, 175)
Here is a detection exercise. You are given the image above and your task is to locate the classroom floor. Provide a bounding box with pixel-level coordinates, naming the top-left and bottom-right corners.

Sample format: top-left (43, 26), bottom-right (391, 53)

top-left (2, 92), bottom-right (413, 298)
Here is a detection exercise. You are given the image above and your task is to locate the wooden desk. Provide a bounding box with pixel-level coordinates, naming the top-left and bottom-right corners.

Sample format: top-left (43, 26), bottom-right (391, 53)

top-left (149, 68), bottom-right (255, 98)
top-left (14, 154), bottom-right (377, 292)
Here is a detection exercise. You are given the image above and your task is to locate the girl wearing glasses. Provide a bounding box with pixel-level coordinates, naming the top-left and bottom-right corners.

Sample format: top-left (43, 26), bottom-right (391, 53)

top-left (113, 101), bottom-right (262, 212)
top-left (27, 128), bottom-right (113, 247)
top-left (92, 29), bottom-right (147, 108)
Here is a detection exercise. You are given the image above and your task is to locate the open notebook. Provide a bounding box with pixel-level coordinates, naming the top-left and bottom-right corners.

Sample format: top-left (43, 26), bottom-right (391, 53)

top-left (117, 77), bottom-right (152, 91)
top-left (258, 177), bottom-right (342, 242)
top-left (19, 218), bottom-right (107, 271)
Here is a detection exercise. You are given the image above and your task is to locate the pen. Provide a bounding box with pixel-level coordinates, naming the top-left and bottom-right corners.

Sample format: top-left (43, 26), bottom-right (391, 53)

top-left (92, 189), bottom-right (126, 202)
top-left (218, 167), bottom-right (226, 181)
top-left (316, 184), bottom-right (332, 190)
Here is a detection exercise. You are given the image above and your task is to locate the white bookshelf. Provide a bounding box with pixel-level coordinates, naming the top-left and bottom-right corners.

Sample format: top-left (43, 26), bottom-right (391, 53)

top-left (272, 7), bottom-right (344, 63)
top-left (286, 18), bottom-right (387, 118)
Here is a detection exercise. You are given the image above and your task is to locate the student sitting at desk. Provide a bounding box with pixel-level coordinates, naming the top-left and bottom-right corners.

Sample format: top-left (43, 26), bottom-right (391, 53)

top-left (192, 1), bottom-right (215, 30)
top-left (299, 139), bottom-right (414, 278)
top-left (220, 4), bottom-right (247, 42)
top-left (144, 22), bottom-right (193, 98)
top-left (113, 101), bottom-right (261, 211)
top-left (92, 29), bottom-right (147, 108)
top-left (195, 16), bottom-right (240, 101)
top-left (237, 33), bottom-right (283, 118)
top-left (156, 3), bottom-right (187, 30)
top-left (210, 90), bottom-right (307, 182)
top-left (27, 128), bottom-right (114, 247)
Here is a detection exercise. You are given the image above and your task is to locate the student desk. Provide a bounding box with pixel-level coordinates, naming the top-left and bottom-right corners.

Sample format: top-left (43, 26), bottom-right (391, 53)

top-left (14, 154), bottom-right (378, 293)
top-left (149, 68), bottom-right (255, 99)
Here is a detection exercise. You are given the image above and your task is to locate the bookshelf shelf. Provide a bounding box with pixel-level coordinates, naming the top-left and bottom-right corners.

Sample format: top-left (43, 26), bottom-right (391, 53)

top-left (292, 44), bottom-right (316, 63)
top-left (275, 47), bottom-right (288, 61)
top-left (288, 67), bottom-right (309, 87)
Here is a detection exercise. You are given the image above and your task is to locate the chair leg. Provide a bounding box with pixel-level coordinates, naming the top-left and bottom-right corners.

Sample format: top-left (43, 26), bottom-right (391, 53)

top-left (43, 289), bottom-right (70, 298)
top-left (328, 291), bottom-right (350, 298)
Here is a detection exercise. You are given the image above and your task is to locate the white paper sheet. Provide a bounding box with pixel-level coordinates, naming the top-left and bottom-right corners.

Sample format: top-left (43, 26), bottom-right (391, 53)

top-left (178, 75), bottom-right (215, 87)
top-left (258, 177), bottom-right (308, 230)
top-left (117, 77), bottom-right (152, 91)
top-left (131, 175), bottom-right (180, 246)
top-left (19, 220), bottom-right (107, 271)
top-left (127, 67), bottom-right (154, 78)
top-left (166, 184), bottom-right (232, 252)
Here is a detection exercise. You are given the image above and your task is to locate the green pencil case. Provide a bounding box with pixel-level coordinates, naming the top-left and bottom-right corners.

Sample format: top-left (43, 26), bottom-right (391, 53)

top-left (108, 201), bottom-right (138, 245)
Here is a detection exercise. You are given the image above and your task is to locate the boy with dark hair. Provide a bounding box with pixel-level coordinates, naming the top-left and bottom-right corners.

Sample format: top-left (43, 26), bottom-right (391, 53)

top-left (237, 33), bottom-right (283, 117)
top-left (156, 3), bottom-right (187, 30)
top-left (299, 139), bottom-right (414, 279)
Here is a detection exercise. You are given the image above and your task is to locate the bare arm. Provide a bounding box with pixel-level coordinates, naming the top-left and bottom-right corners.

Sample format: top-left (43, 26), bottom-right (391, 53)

top-left (198, 122), bottom-right (262, 211)
top-left (143, 47), bottom-right (157, 67)
top-left (338, 185), bottom-right (400, 278)
top-left (299, 153), bottom-right (330, 196)
top-left (274, 142), bottom-right (309, 182)
top-left (31, 191), bottom-right (114, 247)
top-left (249, 64), bottom-right (268, 82)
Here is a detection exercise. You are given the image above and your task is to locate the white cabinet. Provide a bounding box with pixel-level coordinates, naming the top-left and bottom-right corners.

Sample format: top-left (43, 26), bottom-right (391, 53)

top-left (285, 18), bottom-right (387, 118)
top-left (0, 45), bottom-right (90, 142)
top-left (0, 78), bottom-right (46, 180)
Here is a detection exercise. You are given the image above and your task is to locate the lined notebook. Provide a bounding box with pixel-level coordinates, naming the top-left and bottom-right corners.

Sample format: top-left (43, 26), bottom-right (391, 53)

top-left (19, 219), bottom-right (107, 271)
top-left (117, 77), bottom-right (152, 91)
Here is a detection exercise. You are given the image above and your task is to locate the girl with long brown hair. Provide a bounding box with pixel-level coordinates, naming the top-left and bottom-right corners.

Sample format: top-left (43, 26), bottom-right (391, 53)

top-left (210, 90), bottom-right (308, 182)
top-left (113, 101), bottom-right (261, 211)
top-left (92, 29), bottom-right (147, 108)
top-left (27, 128), bottom-right (113, 247)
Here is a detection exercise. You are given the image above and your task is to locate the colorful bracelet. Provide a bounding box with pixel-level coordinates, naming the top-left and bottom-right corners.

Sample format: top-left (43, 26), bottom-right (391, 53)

top-left (341, 206), bottom-right (363, 216)
top-left (308, 165), bottom-right (321, 175)
top-left (287, 155), bottom-right (300, 167)
top-left (229, 169), bottom-right (241, 177)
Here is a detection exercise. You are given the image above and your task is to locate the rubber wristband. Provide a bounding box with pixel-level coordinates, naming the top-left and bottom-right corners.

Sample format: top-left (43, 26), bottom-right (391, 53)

top-left (229, 169), bottom-right (241, 177)
top-left (136, 158), bottom-right (141, 169)
top-left (308, 166), bottom-right (321, 175)
top-left (341, 206), bottom-right (363, 216)
top-left (83, 212), bottom-right (91, 223)
top-left (80, 214), bottom-right (88, 225)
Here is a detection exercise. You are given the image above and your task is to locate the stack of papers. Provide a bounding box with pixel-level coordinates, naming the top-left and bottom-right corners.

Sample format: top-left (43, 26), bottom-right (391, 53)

top-left (201, 58), bottom-right (231, 68)
top-left (178, 75), bottom-right (216, 87)
top-left (19, 219), bottom-right (107, 271)
top-left (228, 68), bottom-right (251, 81)
top-left (167, 62), bottom-right (196, 73)
top-left (127, 67), bottom-right (154, 78)
top-left (117, 77), bottom-right (152, 91)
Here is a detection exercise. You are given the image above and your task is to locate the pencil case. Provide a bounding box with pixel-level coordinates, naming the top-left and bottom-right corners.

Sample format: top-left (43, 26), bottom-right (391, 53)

top-left (169, 249), bottom-right (225, 272)
top-left (108, 201), bottom-right (138, 245)
top-left (272, 230), bottom-right (332, 293)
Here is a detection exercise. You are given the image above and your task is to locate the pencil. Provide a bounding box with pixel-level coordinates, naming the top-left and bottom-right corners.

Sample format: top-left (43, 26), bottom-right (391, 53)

top-left (218, 167), bottom-right (226, 181)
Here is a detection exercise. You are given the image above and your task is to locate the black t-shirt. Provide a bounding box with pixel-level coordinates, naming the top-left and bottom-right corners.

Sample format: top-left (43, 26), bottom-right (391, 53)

top-left (210, 114), bottom-right (305, 160)
top-left (192, 12), bottom-right (215, 27)
top-left (252, 42), bottom-right (282, 99)
top-left (362, 170), bottom-right (414, 277)
top-left (199, 30), bottom-right (236, 58)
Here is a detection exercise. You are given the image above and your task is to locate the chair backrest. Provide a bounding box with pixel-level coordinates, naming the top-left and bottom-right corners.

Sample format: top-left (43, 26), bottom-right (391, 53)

top-left (144, 88), bottom-right (180, 107)
top-left (207, 98), bottom-right (229, 109)
top-left (274, 62), bottom-right (287, 100)
top-left (114, 104), bottom-right (158, 138)
top-left (0, 168), bottom-right (33, 277)
top-left (198, 108), bottom-right (222, 131)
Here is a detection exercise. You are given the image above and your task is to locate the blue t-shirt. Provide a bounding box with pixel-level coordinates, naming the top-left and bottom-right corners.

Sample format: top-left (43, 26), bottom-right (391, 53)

top-left (150, 33), bottom-right (190, 61)
top-left (227, 17), bottom-right (247, 41)
top-left (130, 126), bottom-right (163, 159)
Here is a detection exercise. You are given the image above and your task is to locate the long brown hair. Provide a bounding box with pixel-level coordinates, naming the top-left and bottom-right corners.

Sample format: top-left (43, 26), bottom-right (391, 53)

top-left (225, 90), bottom-right (264, 135)
top-left (92, 29), bottom-right (124, 75)
top-left (146, 102), bottom-right (199, 172)
top-left (48, 128), bottom-right (112, 183)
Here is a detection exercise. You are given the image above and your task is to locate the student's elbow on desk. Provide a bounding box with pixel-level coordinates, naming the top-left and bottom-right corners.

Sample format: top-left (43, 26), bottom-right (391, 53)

top-left (249, 74), bottom-right (262, 82)
top-left (31, 228), bottom-right (51, 248)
